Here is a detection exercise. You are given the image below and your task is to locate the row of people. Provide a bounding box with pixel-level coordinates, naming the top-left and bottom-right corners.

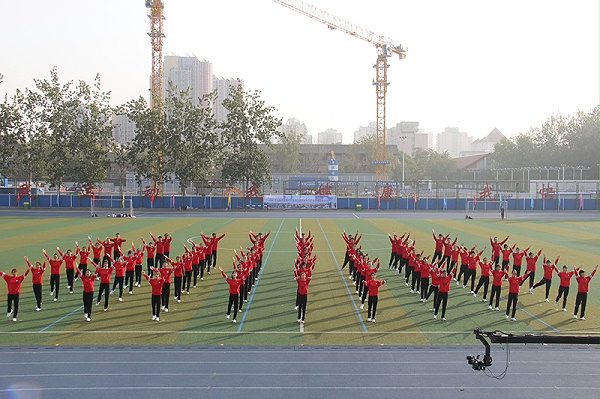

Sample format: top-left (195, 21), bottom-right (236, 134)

top-left (294, 230), bottom-right (315, 323)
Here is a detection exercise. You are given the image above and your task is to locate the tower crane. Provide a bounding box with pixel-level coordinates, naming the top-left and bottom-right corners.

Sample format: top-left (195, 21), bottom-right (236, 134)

top-left (146, 0), bottom-right (165, 110)
top-left (273, 0), bottom-right (407, 182)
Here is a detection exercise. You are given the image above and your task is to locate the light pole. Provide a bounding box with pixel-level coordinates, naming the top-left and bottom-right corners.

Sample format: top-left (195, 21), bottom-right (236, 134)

top-left (400, 135), bottom-right (408, 193)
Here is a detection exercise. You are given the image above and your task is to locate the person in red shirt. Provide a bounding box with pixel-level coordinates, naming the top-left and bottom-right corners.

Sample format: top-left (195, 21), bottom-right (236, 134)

top-left (97, 238), bottom-right (114, 266)
top-left (500, 243), bottom-right (514, 272)
top-left (431, 230), bottom-right (449, 264)
top-left (110, 233), bottom-right (127, 260)
top-left (530, 256), bottom-right (560, 301)
top-left (110, 256), bottom-right (126, 301)
top-left (474, 257), bottom-right (493, 301)
top-left (488, 264), bottom-right (505, 310)
top-left (506, 269), bottom-right (531, 320)
top-left (91, 258), bottom-right (115, 311)
top-left (441, 236), bottom-right (458, 270)
top-left (202, 232), bottom-right (227, 269)
top-left (57, 247), bottom-right (78, 294)
top-left (0, 266), bottom-right (30, 321)
top-left (434, 267), bottom-right (456, 321)
top-left (133, 244), bottom-right (144, 287)
top-left (150, 232), bottom-right (165, 267)
top-left (143, 270), bottom-right (165, 321)
top-left (511, 246), bottom-right (529, 276)
top-left (75, 241), bottom-right (91, 278)
top-left (426, 263), bottom-right (443, 306)
top-left (153, 263), bottom-right (173, 312)
top-left (524, 248), bottom-right (543, 290)
top-left (141, 238), bottom-right (156, 275)
top-left (295, 272), bottom-right (311, 324)
top-left (554, 265), bottom-right (577, 311)
top-left (490, 235), bottom-right (510, 266)
top-left (573, 265), bottom-right (598, 320)
top-left (388, 232), bottom-right (405, 270)
top-left (363, 272), bottom-right (386, 322)
top-left (219, 267), bottom-right (244, 323)
top-left (42, 249), bottom-right (62, 301)
top-left (162, 233), bottom-right (173, 258)
top-left (88, 236), bottom-right (103, 265)
top-left (165, 255), bottom-right (184, 303)
top-left (25, 256), bottom-right (45, 311)
top-left (77, 265), bottom-right (98, 322)
top-left (360, 260), bottom-right (380, 308)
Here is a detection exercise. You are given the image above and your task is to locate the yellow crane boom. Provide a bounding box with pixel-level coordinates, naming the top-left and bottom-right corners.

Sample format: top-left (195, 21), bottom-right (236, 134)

top-left (273, 0), bottom-right (407, 182)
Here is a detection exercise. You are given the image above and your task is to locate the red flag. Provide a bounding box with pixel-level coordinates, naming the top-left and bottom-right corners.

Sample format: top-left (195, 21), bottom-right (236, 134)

top-left (473, 194), bottom-right (477, 204)
top-left (414, 192), bottom-right (417, 203)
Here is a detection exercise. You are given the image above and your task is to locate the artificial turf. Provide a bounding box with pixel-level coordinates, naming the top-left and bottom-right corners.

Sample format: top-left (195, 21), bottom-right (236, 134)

top-left (0, 214), bottom-right (597, 346)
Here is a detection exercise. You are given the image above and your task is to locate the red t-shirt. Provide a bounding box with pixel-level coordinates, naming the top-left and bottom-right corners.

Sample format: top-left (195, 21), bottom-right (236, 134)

top-left (2, 271), bottom-right (29, 294)
top-left (363, 279), bottom-right (385, 296)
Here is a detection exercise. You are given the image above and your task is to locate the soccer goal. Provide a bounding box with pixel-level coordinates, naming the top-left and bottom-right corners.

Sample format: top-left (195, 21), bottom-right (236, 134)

top-left (91, 197), bottom-right (134, 218)
top-left (466, 200), bottom-right (508, 219)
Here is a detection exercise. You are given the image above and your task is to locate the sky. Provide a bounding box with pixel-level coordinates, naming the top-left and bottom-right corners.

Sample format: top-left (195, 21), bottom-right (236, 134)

top-left (1, 0), bottom-right (598, 144)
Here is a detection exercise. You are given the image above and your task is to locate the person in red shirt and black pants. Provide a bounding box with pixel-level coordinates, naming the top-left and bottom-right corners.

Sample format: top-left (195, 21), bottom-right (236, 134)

top-left (143, 270), bottom-right (165, 321)
top-left (434, 268), bottom-right (456, 321)
top-left (506, 269), bottom-right (531, 320)
top-left (25, 257), bottom-right (45, 311)
top-left (220, 267), bottom-right (244, 323)
top-left (363, 272), bottom-right (386, 322)
top-left (77, 265), bottom-right (98, 321)
top-left (1, 266), bottom-right (29, 321)
top-left (573, 265), bottom-right (597, 320)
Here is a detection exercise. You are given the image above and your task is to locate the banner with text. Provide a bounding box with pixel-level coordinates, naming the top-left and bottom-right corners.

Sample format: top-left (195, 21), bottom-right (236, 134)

top-left (264, 195), bottom-right (337, 210)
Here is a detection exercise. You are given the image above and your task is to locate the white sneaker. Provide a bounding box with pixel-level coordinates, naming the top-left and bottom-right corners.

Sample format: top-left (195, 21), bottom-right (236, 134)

top-left (110, 290), bottom-right (115, 294)
top-left (161, 306), bottom-right (165, 310)
top-left (53, 298), bottom-right (58, 302)
top-left (244, 299), bottom-right (248, 303)
top-left (69, 291), bottom-right (73, 294)
top-left (456, 282), bottom-right (460, 286)
top-left (12, 318), bottom-right (16, 322)
top-left (409, 290), bottom-right (413, 293)
top-left (495, 307), bottom-right (500, 311)
top-left (36, 307), bottom-right (41, 312)
top-left (505, 314), bottom-right (509, 319)
top-left (193, 286), bottom-right (196, 288)
top-left (155, 317), bottom-right (159, 322)
top-left (416, 290), bottom-right (420, 294)
top-left (488, 305), bottom-right (492, 310)
top-left (299, 320), bottom-right (303, 324)
top-left (232, 319), bottom-right (236, 323)
top-left (177, 299), bottom-right (181, 303)
top-left (554, 301), bottom-right (558, 306)
top-left (50, 291), bottom-right (54, 296)
top-left (529, 288), bottom-right (533, 294)
top-left (129, 291), bottom-right (133, 294)
top-left (118, 297), bottom-right (122, 302)
top-left (574, 314), bottom-right (578, 319)
top-left (562, 308), bottom-right (566, 312)
top-left (152, 315), bottom-right (156, 320)
top-left (200, 278), bottom-right (203, 281)
top-left (86, 317), bottom-right (91, 322)
top-left (297, 319), bottom-right (301, 322)
top-left (511, 317), bottom-right (516, 321)
top-left (360, 304), bottom-right (364, 310)
top-left (294, 306), bottom-right (298, 310)
top-left (433, 314), bottom-right (437, 319)
top-left (371, 319), bottom-right (375, 323)
top-left (164, 308), bottom-right (168, 312)
top-left (367, 317), bottom-right (371, 322)
top-left (581, 317), bottom-right (586, 321)
top-left (6, 311), bottom-right (12, 317)
top-left (442, 317), bottom-right (446, 321)
top-left (544, 298), bottom-right (549, 302)
top-left (473, 293), bottom-right (476, 297)
top-left (226, 314), bottom-right (230, 319)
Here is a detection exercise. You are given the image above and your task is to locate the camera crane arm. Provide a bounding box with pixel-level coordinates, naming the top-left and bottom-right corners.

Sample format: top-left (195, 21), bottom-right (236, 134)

top-left (468, 328), bottom-right (600, 370)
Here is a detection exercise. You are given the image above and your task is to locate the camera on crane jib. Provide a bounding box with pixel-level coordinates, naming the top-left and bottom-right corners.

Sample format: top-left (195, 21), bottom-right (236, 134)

top-left (467, 355), bottom-right (491, 370)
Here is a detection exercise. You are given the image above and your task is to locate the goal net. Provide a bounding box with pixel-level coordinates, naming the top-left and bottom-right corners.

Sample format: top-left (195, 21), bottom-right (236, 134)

top-left (466, 200), bottom-right (508, 219)
top-left (91, 197), bottom-right (134, 218)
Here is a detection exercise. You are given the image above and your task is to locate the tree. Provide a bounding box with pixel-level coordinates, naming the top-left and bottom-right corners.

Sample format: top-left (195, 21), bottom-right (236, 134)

top-left (120, 96), bottom-right (168, 193)
top-left (163, 87), bottom-right (219, 197)
top-left (0, 94), bottom-right (24, 180)
top-left (343, 135), bottom-right (376, 174)
top-left (10, 68), bottom-right (114, 191)
top-left (393, 148), bottom-right (457, 182)
top-left (219, 83), bottom-right (282, 190)
top-left (268, 130), bottom-right (303, 173)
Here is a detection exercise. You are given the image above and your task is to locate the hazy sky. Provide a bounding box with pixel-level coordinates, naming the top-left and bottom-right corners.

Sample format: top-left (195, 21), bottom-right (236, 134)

top-left (1, 0), bottom-right (598, 144)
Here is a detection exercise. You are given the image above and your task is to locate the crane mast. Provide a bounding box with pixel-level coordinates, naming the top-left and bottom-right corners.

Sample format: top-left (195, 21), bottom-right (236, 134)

top-left (146, 0), bottom-right (165, 110)
top-left (273, 0), bottom-right (406, 182)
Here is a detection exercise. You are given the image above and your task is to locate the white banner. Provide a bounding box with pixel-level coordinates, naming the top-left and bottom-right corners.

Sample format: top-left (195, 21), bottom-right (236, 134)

top-left (264, 195), bottom-right (337, 210)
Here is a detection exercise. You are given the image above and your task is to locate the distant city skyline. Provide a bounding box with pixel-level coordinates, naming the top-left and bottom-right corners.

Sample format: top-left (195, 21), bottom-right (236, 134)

top-left (1, 1), bottom-right (597, 144)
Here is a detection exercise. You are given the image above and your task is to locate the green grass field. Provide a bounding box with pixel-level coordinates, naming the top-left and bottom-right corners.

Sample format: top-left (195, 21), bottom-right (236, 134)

top-left (0, 214), bottom-right (597, 346)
